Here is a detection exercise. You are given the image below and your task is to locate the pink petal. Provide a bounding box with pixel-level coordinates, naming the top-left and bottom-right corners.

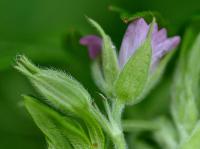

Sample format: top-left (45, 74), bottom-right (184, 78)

top-left (151, 36), bottom-right (180, 68)
top-left (119, 18), bottom-right (149, 68)
top-left (152, 28), bottom-right (167, 47)
top-left (80, 35), bottom-right (102, 59)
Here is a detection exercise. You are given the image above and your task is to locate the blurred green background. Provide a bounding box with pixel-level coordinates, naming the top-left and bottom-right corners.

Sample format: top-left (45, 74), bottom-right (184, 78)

top-left (0, 0), bottom-right (199, 148)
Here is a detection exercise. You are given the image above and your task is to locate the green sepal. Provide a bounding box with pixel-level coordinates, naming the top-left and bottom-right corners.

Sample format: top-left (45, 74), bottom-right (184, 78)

top-left (87, 17), bottom-right (120, 96)
top-left (139, 50), bottom-right (175, 100)
top-left (15, 55), bottom-right (91, 116)
top-left (91, 60), bottom-right (107, 94)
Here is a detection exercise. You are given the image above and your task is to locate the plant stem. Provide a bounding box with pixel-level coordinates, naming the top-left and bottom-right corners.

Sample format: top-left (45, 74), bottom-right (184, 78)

top-left (122, 120), bottom-right (159, 132)
top-left (112, 100), bottom-right (125, 125)
top-left (111, 100), bottom-right (127, 149)
top-left (113, 132), bottom-right (127, 149)
top-left (91, 99), bottom-right (127, 149)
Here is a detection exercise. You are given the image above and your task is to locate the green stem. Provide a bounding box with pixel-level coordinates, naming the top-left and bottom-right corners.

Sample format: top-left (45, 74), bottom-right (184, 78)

top-left (111, 100), bottom-right (127, 149)
top-left (113, 132), bottom-right (127, 149)
top-left (122, 120), bottom-right (159, 132)
top-left (112, 100), bottom-right (125, 125)
top-left (91, 99), bottom-right (127, 149)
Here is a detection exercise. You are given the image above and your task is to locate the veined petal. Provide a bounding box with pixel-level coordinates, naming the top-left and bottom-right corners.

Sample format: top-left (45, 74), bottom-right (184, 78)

top-left (119, 18), bottom-right (149, 68)
top-left (80, 35), bottom-right (102, 59)
top-left (152, 36), bottom-right (180, 68)
top-left (152, 28), bottom-right (167, 47)
top-left (153, 36), bottom-right (180, 58)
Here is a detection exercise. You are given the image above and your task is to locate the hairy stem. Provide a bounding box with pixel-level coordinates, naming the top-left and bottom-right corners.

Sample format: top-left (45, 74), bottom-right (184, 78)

top-left (113, 132), bottom-right (127, 149)
top-left (111, 100), bottom-right (127, 149)
top-left (112, 100), bottom-right (125, 125)
top-left (91, 99), bottom-right (127, 149)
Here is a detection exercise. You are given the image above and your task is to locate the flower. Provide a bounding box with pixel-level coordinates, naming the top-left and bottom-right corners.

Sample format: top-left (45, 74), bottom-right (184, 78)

top-left (80, 18), bottom-right (180, 70)
top-left (119, 18), bottom-right (180, 70)
top-left (80, 35), bottom-right (102, 59)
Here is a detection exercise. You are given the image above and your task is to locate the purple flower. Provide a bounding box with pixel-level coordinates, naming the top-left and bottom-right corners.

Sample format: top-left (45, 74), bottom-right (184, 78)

top-left (119, 18), bottom-right (180, 69)
top-left (80, 35), bottom-right (102, 59)
top-left (80, 18), bottom-right (180, 70)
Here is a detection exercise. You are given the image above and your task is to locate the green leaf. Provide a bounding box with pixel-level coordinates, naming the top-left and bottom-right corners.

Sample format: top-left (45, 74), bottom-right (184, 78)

top-left (114, 19), bottom-right (155, 104)
top-left (84, 116), bottom-right (105, 149)
top-left (171, 31), bottom-right (200, 139)
top-left (153, 117), bottom-right (178, 149)
top-left (87, 17), bottom-right (119, 96)
top-left (24, 95), bottom-right (91, 149)
top-left (179, 121), bottom-right (200, 149)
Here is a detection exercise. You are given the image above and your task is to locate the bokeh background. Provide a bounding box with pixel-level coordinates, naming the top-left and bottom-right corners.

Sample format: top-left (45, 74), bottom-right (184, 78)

top-left (0, 0), bottom-right (200, 148)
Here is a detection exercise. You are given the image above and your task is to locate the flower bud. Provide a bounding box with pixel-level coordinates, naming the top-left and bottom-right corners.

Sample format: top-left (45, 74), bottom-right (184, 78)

top-left (15, 55), bottom-right (92, 116)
